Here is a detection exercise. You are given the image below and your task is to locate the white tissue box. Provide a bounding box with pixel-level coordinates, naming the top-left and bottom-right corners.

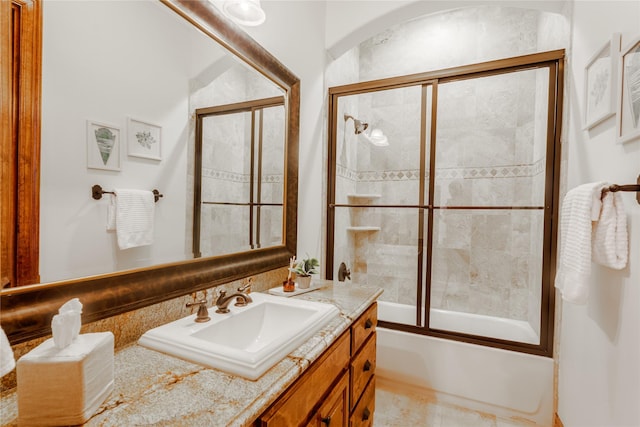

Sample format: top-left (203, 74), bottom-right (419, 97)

top-left (17, 332), bottom-right (114, 426)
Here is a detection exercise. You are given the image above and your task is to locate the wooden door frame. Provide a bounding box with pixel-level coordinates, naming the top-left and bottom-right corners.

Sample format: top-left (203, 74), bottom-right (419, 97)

top-left (1, 0), bottom-right (41, 288)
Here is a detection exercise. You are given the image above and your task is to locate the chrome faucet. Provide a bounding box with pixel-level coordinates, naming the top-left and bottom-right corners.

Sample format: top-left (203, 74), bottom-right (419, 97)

top-left (215, 288), bottom-right (253, 314)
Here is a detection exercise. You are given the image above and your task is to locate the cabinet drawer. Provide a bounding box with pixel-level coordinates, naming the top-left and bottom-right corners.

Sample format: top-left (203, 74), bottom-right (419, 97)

top-left (306, 372), bottom-right (349, 427)
top-left (258, 332), bottom-right (350, 426)
top-left (350, 376), bottom-right (375, 427)
top-left (351, 303), bottom-right (376, 354)
top-left (350, 333), bottom-right (376, 411)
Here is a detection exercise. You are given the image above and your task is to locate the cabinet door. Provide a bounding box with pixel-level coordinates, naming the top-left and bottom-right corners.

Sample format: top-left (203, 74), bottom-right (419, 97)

top-left (258, 332), bottom-right (350, 426)
top-left (307, 372), bottom-right (349, 427)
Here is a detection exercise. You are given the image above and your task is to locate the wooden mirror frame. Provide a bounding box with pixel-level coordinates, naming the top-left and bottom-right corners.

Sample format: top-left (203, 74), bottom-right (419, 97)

top-left (0, 0), bottom-right (299, 345)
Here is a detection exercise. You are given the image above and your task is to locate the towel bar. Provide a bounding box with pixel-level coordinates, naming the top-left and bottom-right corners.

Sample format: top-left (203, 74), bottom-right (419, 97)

top-left (91, 185), bottom-right (163, 203)
top-left (600, 175), bottom-right (640, 205)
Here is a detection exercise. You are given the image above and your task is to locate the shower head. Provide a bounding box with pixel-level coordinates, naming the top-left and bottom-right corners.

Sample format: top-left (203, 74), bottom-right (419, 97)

top-left (344, 114), bottom-right (369, 134)
top-left (344, 113), bottom-right (389, 147)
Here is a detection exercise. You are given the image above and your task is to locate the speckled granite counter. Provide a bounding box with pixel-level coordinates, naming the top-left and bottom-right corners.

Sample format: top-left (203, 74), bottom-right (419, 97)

top-left (0, 282), bottom-right (382, 426)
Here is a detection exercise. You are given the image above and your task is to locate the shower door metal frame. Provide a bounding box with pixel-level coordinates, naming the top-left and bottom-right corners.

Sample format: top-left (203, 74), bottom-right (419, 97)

top-left (326, 49), bottom-right (564, 357)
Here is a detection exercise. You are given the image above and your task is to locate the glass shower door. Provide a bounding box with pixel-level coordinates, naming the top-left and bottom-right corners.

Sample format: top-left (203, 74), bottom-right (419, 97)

top-left (332, 85), bottom-right (426, 328)
top-left (428, 67), bottom-right (551, 345)
top-left (327, 51), bottom-right (562, 355)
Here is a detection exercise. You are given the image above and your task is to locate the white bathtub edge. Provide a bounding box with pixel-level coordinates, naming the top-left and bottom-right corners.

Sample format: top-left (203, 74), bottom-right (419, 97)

top-left (376, 326), bottom-right (554, 426)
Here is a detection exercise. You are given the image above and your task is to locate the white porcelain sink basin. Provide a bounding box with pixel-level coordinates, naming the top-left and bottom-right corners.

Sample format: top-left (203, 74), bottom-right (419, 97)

top-left (138, 292), bottom-right (339, 380)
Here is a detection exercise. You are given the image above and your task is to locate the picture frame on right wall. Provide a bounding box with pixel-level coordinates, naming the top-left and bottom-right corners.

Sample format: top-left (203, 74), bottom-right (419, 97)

top-left (584, 33), bottom-right (621, 130)
top-left (617, 35), bottom-right (640, 144)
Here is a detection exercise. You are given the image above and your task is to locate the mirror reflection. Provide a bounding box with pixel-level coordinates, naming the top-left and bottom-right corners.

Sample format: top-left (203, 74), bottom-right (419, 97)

top-left (194, 95), bottom-right (285, 258)
top-left (38, 0), bottom-right (286, 283)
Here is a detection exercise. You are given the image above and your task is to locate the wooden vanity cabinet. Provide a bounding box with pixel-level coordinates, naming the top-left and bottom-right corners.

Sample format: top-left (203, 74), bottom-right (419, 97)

top-left (256, 302), bottom-right (377, 427)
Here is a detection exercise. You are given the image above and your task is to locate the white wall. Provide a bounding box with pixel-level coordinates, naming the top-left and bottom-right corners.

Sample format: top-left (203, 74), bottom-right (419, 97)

top-left (40, 1), bottom-right (225, 282)
top-left (242, 1), bottom-right (328, 261)
top-left (558, 1), bottom-right (640, 426)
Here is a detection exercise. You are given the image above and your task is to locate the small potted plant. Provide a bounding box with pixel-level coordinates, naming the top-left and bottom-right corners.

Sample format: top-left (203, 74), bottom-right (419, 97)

top-left (290, 255), bottom-right (319, 289)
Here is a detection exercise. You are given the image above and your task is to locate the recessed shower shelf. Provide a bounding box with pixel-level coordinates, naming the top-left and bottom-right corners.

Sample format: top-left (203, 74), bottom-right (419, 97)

top-left (346, 226), bottom-right (381, 232)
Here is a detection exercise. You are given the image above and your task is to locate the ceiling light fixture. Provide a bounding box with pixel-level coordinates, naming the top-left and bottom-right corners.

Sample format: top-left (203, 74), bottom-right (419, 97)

top-left (222, 0), bottom-right (266, 27)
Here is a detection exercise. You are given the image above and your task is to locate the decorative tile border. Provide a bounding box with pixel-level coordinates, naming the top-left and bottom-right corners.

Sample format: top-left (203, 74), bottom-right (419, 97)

top-left (202, 168), bottom-right (283, 184)
top-left (337, 165), bottom-right (358, 181)
top-left (337, 158), bottom-right (545, 182)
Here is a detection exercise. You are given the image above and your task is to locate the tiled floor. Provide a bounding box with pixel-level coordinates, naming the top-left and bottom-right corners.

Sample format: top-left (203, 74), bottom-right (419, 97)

top-left (374, 380), bottom-right (538, 427)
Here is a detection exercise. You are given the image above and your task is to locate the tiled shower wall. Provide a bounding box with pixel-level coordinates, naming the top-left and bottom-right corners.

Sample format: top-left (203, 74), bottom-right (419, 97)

top-left (328, 6), bottom-right (567, 326)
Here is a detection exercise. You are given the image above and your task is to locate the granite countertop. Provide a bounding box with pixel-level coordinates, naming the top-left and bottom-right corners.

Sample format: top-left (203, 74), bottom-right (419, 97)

top-left (1, 282), bottom-right (382, 427)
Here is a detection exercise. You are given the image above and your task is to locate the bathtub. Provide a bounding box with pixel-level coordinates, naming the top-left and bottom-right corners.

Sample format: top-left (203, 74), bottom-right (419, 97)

top-left (376, 301), bottom-right (554, 426)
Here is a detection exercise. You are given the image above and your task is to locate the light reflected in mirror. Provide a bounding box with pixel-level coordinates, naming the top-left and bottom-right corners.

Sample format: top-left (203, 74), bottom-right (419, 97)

top-left (39, 0), bottom-right (286, 283)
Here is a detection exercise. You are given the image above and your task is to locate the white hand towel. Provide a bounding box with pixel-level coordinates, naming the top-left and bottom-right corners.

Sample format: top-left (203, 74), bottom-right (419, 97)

top-left (106, 194), bottom-right (116, 231)
top-left (555, 182), bottom-right (606, 304)
top-left (1, 326), bottom-right (15, 377)
top-left (114, 189), bottom-right (155, 250)
top-left (592, 190), bottom-right (628, 269)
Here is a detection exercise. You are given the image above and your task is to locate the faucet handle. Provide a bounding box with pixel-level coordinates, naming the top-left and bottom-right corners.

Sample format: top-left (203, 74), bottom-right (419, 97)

top-left (186, 299), bottom-right (210, 323)
top-left (186, 298), bottom-right (206, 307)
top-left (237, 283), bottom-right (251, 293)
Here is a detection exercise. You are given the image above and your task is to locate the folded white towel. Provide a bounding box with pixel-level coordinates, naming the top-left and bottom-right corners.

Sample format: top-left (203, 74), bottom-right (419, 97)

top-left (114, 189), bottom-right (155, 250)
top-left (592, 190), bottom-right (628, 269)
top-left (1, 326), bottom-right (15, 377)
top-left (106, 194), bottom-right (116, 231)
top-left (555, 182), bottom-right (606, 304)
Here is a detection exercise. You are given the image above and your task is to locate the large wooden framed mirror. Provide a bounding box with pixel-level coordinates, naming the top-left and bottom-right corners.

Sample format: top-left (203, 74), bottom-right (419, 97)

top-left (0, 0), bottom-right (299, 344)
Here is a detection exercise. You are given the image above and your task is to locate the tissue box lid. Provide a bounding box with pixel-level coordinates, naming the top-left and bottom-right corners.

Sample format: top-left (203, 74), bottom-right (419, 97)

top-left (19, 332), bottom-right (114, 363)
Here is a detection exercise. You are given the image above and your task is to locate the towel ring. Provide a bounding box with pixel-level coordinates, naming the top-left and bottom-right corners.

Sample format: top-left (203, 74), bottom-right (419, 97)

top-left (92, 185), bottom-right (163, 203)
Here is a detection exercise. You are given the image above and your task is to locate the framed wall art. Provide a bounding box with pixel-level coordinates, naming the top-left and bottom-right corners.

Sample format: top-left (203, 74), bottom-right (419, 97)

top-left (87, 120), bottom-right (121, 171)
top-left (617, 35), bottom-right (640, 144)
top-left (128, 117), bottom-right (162, 160)
top-left (584, 33), bottom-right (620, 130)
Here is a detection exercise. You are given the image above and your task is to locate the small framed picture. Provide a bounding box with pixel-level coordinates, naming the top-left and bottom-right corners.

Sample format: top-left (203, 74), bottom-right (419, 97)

top-left (87, 120), bottom-right (121, 171)
top-left (584, 33), bottom-right (620, 130)
top-left (127, 117), bottom-right (162, 160)
top-left (617, 35), bottom-right (640, 144)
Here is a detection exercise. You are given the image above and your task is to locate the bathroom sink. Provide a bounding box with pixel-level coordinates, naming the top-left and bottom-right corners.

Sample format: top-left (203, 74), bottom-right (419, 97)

top-left (138, 292), bottom-right (339, 380)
